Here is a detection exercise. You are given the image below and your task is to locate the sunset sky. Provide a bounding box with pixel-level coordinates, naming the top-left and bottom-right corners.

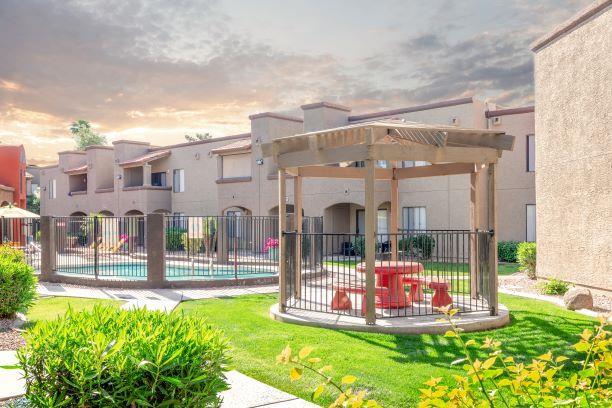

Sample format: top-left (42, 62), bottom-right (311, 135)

top-left (0, 0), bottom-right (590, 164)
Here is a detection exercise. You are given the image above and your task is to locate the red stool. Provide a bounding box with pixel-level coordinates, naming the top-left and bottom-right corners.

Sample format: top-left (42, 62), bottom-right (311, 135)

top-left (331, 286), bottom-right (353, 310)
top-left (428, 280), bottom-right (452, 308)
top-left (402, 277), bottom-right (426, 302)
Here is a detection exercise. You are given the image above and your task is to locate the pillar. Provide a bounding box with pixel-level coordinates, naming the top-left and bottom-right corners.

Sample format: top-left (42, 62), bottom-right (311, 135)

top-left (469, 168), bottom-right (480, 298)
top-left (390, 163), bottom-right (399, 261)
top-left (294, 175), bottom-right (302, 298)
top-left (278, 169), bottom-right (288, 312)
top-left (143, 164), bottom-right (152, 187)
top-left (40, 216), bottom-right (55, 278)
top-left (364, 131), bottom-right (376, 324)
top-left (487, 163), bottom-right (498, 315)
top-left (146, 213), bottom-right (165, 286)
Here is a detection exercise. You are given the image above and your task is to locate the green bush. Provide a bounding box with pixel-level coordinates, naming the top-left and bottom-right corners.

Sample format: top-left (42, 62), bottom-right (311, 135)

top-left (352, 236), bottom-right (381, 257)
top-left (497, 240), bottom-right (519, 263)
top-left (398, 235), bottom-right (436, 259)
top-left (181, 233), bottom-right (204, 254)
top-left (18, 306), bottom-right (230, 407)
top-left (539, 278), bottom-right (571, 295)
top-left (0, 246), bottom-right (37, 317)
top-left (517, 241), bottom-right (537, 279)
top-left (166, 227), bottom-right (187, 251)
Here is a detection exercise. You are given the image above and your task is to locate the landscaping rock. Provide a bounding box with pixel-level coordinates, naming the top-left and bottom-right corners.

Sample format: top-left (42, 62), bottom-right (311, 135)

top-left (563, 287), bottom-right (593, 310)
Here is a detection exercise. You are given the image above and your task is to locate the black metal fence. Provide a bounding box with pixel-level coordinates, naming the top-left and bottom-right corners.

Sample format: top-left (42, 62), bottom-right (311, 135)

top-left (52, 216), bottom-right (147, 280)
top-left (164, 215), bottom-right (322, 280)
top-left (283, 230), bottom-right (494, 318)
top-left (0, 217), bottom-right (41, 271)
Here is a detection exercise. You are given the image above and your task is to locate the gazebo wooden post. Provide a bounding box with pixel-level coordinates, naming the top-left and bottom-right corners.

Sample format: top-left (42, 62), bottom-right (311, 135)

top-left (294, 175), bottom-right (303, 298)
top-left (470, 166), bottom-right (481, 299)
top-left (487, 163), bottom-right (499, 316)
top-left (278, 168), bottom-right (288, 312)
top-left (364, 128), bottom-right (377, 325)
top-left (390, 162), bottom-right (399, 261)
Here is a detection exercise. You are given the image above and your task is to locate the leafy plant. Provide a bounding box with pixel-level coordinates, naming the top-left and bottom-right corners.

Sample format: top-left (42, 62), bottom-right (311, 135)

top-left (517, 242), bottom-right (537, 279)
top-left (18, 306), bottom-right (230, 407)
top-left (276, 345), bottom-right (380, 407)
top-left (181, 233), bottom-right (204, 254)
top-left (497, 241), bottom-right (519, 263)
top-left (71, 119), bottom-right (107, 150)
top-left (418, 306), bottom-right (611, 408)
top-left (398, 234), bottom-right (436, 259)
top-left (539, 278), bottom-right (571, 295)
top-left (0, 246), bottom-right (37, 317)
top-left (352, 236), bottom-right (382, 257)
top-left (166, 227), bottom-right (187, 251)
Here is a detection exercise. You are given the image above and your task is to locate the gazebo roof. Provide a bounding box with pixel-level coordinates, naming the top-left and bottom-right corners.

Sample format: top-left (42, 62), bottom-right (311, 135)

top-left (262, 119), bottom-right (514, 168)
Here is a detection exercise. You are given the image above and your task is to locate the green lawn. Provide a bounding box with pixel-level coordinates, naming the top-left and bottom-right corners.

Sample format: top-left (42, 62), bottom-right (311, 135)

top-left (177, 293), bottom-right (597, 407)
top-left (324, 260), bottom-right (520, 276)
top-left (26, 296), bottom-right (123, 326)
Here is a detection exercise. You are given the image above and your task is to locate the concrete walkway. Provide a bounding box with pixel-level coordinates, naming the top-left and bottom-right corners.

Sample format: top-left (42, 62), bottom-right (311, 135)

top-left (37, 282), bottom-right (278, 312)
top-left (0, 350), bottom-right (315, 406)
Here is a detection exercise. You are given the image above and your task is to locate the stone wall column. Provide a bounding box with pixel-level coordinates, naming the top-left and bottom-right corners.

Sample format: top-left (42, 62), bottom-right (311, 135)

top-left (147, 213), bottom-right (165, 286)
top-left (40, 215), bottom-right (55, 278)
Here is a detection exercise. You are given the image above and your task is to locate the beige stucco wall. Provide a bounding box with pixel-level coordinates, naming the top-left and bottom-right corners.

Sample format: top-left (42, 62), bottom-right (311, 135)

top-left (534, 5), bottom-right (611, 292)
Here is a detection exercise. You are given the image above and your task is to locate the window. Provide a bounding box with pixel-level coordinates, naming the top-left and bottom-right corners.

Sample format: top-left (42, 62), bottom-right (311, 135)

top-left (354, 161), bottom-right (365, 168)
top-left (376, 160), bottom-right (389, 168)
top-left (172, 212), bottom-right (187, 229)
top-left (173, 169), bottom-right (185, 193)
top-left (49, 179), bottom-right (56, 199)
top-left (403, 207), bottom-right (426, 231)
top-left (527, 134), bottom-right (535, 172)
top-left (526, 204), bottom-right (536, 242)
top-left (355, 209), bottom-right (388, 238)
top-left (402, 161), bottom-right (429, 168)
top-left (151, 172), bottom-right (166, 187)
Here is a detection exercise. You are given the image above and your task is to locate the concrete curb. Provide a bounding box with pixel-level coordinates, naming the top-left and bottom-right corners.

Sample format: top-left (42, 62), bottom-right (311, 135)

top-left (270, 303), bottom-right (510, 335)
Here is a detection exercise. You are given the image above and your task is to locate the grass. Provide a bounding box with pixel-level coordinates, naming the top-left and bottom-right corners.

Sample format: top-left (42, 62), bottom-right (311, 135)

top-left (324, 260), bottom-right (520, 276)
top-left (177, 293), bottom-right (598, 407)
top-left (26, 296), bottom-right (123, 326)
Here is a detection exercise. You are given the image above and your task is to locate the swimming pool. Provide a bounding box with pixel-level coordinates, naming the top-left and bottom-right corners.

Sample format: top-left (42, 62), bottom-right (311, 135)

top-left (55, 263), bottom-right (277, 281)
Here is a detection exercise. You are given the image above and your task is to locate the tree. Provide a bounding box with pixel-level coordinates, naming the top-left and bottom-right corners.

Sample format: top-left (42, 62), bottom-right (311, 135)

top-left (70, 119), bottom-right (107, 150)
top-left (26, 195), bottom-right (40, 214)
top-left (184, 132), bottom-right (212, 142)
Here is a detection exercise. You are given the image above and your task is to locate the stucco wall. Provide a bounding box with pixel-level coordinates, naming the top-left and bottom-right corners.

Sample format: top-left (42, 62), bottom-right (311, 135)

top-left (533, 5), bottom-right (611, 292)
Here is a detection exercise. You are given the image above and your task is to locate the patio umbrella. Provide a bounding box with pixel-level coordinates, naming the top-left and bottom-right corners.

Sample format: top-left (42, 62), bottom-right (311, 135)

top-left (0, 205), bottom-right (40, 219)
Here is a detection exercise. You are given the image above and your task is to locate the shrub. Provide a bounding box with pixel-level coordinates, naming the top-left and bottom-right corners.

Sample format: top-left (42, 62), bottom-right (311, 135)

top-left (398, 235), bottom-right (436, 259)
top-left (277, 345), bottom-right (380, 407)
top-left (352, 237), bottom-right (381, 257)
top-left (0, 248), bottom-right (37, 317)
top-left (419, 307), bottom-right (611, 407)
top-left (181, 233), bottom-right (204, 254)
top-left (539, 278), bottom-right (571, 295)
top-left (497, 240), bottom-right (519, 263)
top-left (18, 306), bottom-right (230, 407)
top-left (166, 227), bottom-right (187, 251)
top-left (517, 241), bottom-right (537, 279)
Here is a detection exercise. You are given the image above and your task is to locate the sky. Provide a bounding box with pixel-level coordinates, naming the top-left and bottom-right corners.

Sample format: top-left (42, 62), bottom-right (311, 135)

top-left (0, 0), bottom-right (591, 164)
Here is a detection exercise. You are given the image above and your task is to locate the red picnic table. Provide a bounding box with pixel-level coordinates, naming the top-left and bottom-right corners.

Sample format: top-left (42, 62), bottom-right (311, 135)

top-left (356, 260), bottom-right (424, 309)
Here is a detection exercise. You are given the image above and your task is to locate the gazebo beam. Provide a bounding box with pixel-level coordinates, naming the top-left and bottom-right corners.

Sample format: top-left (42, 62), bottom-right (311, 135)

top-left (394, 163), bottom-right (477, 179)
top-left (370, 144), bottom-right (499, 164)
top-left (297, 166), bottom-right (393, 179)
top-left (277, 144), bottom-right (369, 168)
top-left (364, 157), bottom-right (376, 325)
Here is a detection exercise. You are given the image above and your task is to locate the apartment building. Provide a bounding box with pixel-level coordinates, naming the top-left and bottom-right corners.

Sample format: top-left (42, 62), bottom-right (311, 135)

top-left (532, 0), bottom-right (611, 293)
top-left (0, 144), bottom-right (28, 209)
top-left (40, 96), bottom-right (536, 243)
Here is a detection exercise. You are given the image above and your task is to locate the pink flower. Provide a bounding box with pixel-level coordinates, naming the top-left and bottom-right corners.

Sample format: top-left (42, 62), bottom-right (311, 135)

top-left (263, 237), bottom-right (279, 252)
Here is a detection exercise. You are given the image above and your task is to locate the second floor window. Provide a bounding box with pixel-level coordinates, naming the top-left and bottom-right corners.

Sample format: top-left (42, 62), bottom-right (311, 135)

top-left (402, 161), bottom-right (429, 168)
top-left (49, 179), bottom-right (56, 199)
top-left (527, 134), bottom-right (535, 172)
top-left (151, 172), bottom-right (167, 187)
top-left (403, 206), bottom-right (426, 231)
top-left (173, 169), bottom-right (185, 193)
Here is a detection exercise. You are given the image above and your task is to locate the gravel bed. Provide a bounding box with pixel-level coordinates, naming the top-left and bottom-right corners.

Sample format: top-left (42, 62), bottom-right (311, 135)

top-left (500, 273), bottom-right (611, 313)
top-left (0, 397), bottom-right (30, 407)
top-left (0, 318), bottom-right (25, 351)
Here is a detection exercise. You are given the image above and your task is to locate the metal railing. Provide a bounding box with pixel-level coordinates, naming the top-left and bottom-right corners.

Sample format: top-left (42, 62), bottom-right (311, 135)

top-left (52, 216), bottom-right (147, 280)
top-left (164, 215), bottom-right (322, 281)
top-left (283, 230), bottom-right (495, 318)
top-left (0, 217), bottom-right (41, 272)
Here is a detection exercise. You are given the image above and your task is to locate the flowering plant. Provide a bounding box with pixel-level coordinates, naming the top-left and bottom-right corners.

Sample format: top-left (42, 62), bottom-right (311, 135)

top-left (263, 237), bottom-right (279, 253)
top-left (119, 234), bottom-right (129, 241)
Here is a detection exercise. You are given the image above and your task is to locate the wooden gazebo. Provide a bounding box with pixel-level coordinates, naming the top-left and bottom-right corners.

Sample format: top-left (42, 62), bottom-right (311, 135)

top-left (262, 119), bottom-right (514, 324)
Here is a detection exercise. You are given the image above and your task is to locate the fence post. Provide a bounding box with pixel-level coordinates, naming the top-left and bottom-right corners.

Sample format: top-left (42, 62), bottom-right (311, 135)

top-left (147, 213), bottom-right (165, 286)
top-left (40, 216), bottom-right (55, 278)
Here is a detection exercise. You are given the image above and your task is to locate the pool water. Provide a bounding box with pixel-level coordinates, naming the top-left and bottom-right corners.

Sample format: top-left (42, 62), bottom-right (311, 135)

top-left (55, 263), bottom-right (277, 281)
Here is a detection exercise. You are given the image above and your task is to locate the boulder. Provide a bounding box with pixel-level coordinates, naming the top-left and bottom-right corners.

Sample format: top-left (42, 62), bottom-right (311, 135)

top-left (563, 287), bottom-right (593, 310)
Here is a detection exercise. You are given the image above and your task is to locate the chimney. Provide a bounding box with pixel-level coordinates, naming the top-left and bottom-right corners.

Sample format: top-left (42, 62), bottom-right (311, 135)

top-left (301, 101), bottom-right (351, 132)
